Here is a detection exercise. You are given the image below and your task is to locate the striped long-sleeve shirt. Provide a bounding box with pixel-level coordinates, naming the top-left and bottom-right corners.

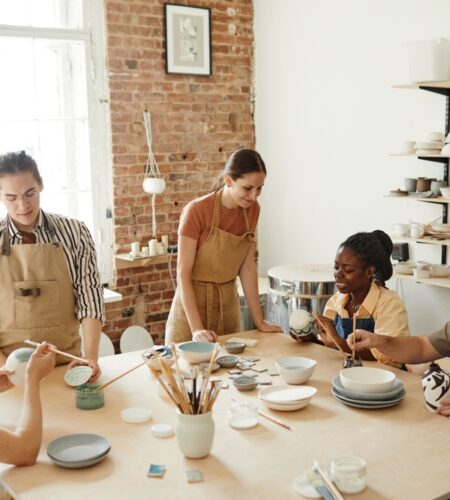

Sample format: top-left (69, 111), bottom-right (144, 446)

top-left (2, 210), bottom-right (105, 323)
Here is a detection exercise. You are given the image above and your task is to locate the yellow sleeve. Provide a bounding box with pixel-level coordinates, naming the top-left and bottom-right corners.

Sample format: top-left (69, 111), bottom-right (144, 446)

top-left (323, 294), bottom-right (338, 321)
top-left (371, 290), bottom-right (410, 367)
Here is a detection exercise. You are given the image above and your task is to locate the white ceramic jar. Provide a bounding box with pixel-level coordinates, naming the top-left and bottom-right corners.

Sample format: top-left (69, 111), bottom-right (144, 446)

top-left (330, 456), bottom-right (367, 494)
top-left (176, 411), bottom-right (215, 458)
top-left (392, 223), bottom-right (410, 237)
top-left (410, 223), bottom-right (424, 238)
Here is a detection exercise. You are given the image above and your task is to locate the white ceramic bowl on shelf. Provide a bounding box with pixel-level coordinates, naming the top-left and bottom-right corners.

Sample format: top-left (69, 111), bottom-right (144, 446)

top-left (339, 367), bottom-right (396, 394)
top-left (439, 187), bottom-right (450, 198)
top-left (275, 356), bottom-right (316, 385)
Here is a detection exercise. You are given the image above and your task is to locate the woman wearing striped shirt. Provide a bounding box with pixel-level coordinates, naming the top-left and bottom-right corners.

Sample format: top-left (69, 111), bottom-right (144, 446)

top-left (0, 151), bottom-right (104, 388)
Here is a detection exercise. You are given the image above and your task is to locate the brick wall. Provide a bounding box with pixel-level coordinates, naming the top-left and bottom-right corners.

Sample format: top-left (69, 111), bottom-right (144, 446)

top-left (103, 0), bottom-right (256, 348)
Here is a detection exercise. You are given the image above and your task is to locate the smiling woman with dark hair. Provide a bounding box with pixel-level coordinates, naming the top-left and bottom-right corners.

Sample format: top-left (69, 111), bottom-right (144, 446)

top-left (315, 230), bottom-right (410, 368)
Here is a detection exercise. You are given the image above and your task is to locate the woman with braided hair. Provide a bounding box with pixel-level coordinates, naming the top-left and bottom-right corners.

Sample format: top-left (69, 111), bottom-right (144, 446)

top-left (315, 230), bottom-right (410, 367)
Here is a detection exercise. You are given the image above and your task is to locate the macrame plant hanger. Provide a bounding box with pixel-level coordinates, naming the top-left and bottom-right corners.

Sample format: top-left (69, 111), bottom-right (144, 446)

top-left (142, 109), bottom-right (166, 238)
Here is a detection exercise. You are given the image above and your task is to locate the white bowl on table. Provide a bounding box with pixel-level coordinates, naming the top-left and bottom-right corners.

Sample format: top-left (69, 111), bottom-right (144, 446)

top-left (275, 356), bottom-right (317, 385)
top-left (339, 367), bottom-right (396, 394)
top-left (176, 341), bottom-right (216, 364)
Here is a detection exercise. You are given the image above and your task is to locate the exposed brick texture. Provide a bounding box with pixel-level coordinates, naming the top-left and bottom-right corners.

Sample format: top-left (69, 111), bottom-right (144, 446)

top-left (103, 0), bottom-right (256, 348)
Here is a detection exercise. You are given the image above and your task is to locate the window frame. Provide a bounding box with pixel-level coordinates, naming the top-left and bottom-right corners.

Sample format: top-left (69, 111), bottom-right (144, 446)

top-left (0, 0), bottom-right (113, 283)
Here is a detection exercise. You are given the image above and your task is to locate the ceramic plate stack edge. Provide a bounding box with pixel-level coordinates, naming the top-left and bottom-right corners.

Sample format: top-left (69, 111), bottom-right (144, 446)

top-left (47, 433), bottom-right (111, 469)
top-left (258, 385), bottom-right (317, 411)
top-left (331, 376), bottom-right (406, 409)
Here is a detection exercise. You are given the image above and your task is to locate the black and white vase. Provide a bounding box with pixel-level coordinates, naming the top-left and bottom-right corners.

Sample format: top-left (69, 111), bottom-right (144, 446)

top-left (422, 362), bottom-right (450, 412)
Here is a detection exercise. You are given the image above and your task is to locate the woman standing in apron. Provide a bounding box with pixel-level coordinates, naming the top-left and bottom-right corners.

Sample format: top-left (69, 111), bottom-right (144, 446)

top-left (316, 230), bottom-right (410, 368)
top-left (165, 149), bottom-right (281, 343)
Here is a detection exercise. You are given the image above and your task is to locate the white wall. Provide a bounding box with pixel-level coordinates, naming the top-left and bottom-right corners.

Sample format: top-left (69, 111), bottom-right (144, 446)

top-left (254, 0), bottom-right (450, 335)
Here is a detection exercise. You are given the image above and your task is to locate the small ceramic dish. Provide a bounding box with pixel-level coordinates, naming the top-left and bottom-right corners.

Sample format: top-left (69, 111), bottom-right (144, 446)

top-left (64, 365), bottom-right (93, 387)
top-left (233, 376), bottom-right (258, 391)
top-left (224, 341), bottom-right (246, 354)
top-left (216, 355), bottom-right (239, 368)
top-left (340, 367), bottom-right (396, 394)
top-left (275, 356), bottom-right (317, 385)
top-left (198, 362), bottom-right (220, 373)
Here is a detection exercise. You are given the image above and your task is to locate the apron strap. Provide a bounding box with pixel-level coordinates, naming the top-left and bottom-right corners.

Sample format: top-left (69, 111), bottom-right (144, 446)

top-left (0, 225), bottom-right (11, 256)
top-left (42, 213), bottom-right (58, 243)
top-left (205, 282), bottom-right (225, 334)
top-left (211, 190), bottom-right (222, 229)
top-left (242, 207), bottom-right (250, 232)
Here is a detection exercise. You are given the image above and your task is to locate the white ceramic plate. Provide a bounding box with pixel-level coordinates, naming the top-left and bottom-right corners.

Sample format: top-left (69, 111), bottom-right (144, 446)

top-left (64, 366), bottom-right (93, 387)
top-left (293, 472), bottom-right (321, 498)
top-left (121, 407), bottom-right (152, 423)
top-left (332, 392), bottom-right (403, 409)
top-left (259, 385), bottom-right (317, 404)
top-left (49, 449), bottom-right (110, 469)
top-left (332, 376), bottom-right (404, 401)
top-left (260, 398), bottom-right (311, 412)
top-left (47, 434), bottom-right (110, 462)
top-left (332, 387), bottom-right (406, 406)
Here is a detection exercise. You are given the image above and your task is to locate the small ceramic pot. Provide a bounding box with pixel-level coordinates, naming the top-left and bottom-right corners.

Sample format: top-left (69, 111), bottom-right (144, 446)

top-left (76, 384), bottom-right (105, 410)
top-left (142, 177), bottom-right (166, 194)
top-left (176, 411), bottom-right (215, 458)
top-left (431, 180), bottom-right (446, 195)
top-left (416, 177), bottom-right (432, 192)
top-left (422, 362), bottom-right (450, 412)
top-left (404, 177), bottom-right (417, 192)
top-left (216, 355), bottom-right (239, 368)
top-left (224, 342), bottom-right (246, 354)
top-left (409, 223), bottom-right (424, 238)
top-left (5, 348), bottom-right (34, 387)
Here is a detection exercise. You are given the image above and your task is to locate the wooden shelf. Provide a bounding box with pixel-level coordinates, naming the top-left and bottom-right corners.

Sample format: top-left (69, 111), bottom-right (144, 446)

top-left (390, 235), bottom-right (450, 246)
top-left (393, 273), bottom-right (450, 289)
top-left (389, 153), bottom-right (450, 158)
top-left (115, 253), bottom-right (171, 270)
top-left (384, 195), bottom-right (450, 203)
top-left (392, 81), bottom-right (450, 89)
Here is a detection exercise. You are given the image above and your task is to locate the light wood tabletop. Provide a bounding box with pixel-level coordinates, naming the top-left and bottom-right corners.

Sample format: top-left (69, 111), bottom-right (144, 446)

top-left (0, 331), bottom-right (449, 500)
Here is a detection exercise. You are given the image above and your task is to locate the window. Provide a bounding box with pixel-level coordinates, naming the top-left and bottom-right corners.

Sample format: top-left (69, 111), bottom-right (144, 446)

top-left (0, 0), bottom-right (113, 283)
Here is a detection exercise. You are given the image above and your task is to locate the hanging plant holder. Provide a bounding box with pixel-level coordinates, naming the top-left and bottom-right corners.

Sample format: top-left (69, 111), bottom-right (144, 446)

top-left (142, 109), bottom-right (165, 237)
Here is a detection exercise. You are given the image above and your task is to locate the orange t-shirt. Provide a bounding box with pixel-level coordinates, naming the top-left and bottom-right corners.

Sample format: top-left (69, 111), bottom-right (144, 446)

top-left (178, 191), bottom-right (260, 247)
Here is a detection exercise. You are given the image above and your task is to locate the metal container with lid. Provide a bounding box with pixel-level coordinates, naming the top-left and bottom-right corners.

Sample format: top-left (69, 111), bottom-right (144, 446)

top-left (267, 264), bottom-right (335, 334)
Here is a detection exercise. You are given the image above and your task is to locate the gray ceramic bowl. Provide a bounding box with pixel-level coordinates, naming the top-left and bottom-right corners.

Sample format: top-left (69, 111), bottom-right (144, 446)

top-left (233, 376), bottom-right (258, 391)
top-left (224, 341), bottom-right (246, 354)
top-left (216, 355), bottom-right (239, 368)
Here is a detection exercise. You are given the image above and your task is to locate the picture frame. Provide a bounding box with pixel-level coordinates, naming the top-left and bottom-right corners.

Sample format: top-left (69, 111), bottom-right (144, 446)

top-left (164, 3), bottom-right (212, 76)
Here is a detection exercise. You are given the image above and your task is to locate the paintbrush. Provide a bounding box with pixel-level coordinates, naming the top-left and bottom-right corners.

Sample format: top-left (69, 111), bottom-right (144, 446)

top-left (24, 339), bottom-right (87, 364)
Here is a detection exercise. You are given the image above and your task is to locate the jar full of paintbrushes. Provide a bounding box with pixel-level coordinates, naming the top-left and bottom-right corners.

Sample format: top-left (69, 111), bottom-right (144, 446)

top-left (176, 410), bottom-right (215, 458)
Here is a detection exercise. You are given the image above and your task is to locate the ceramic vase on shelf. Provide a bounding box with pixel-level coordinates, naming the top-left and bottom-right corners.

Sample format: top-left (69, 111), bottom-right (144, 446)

top-left (176, 411), bottom-right (215, 459)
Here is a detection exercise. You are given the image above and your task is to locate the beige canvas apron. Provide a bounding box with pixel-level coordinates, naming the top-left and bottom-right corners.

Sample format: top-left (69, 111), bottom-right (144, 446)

top-left (0, 220), bottom-right (80, 365)
top-left (166, 190), bottom-right (255, 344)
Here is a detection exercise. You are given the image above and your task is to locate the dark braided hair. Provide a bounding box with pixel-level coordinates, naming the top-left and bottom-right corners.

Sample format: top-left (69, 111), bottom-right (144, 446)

top-left (339, 230), bottom-right (393, 286)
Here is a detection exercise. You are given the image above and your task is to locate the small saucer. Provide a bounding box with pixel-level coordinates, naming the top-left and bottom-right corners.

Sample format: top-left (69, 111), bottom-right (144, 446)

top-left (121, 407), bottom-right (152, 423)
top-left (151, 423), bottom-right (174, 438)
top-left (294, 471), bottom-right (321, 498)
top-left (198, 362), bottom-right (220, 373)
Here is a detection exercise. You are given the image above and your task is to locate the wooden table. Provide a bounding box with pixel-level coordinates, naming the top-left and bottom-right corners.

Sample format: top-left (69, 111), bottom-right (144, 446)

top-left (1, 331), bottom-right (449, 500)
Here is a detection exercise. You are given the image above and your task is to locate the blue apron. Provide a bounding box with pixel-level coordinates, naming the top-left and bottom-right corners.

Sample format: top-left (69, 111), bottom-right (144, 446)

top-left (334, 315), bottom-right (375, 340)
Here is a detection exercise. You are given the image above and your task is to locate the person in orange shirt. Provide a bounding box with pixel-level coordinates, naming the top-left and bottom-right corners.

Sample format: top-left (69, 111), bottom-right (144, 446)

top-left (315, 230), bottom-right (410, 368)
top-left (0, 342), bottom-right (55, 465)
top-left (165, 149), bottom-right (281, 343)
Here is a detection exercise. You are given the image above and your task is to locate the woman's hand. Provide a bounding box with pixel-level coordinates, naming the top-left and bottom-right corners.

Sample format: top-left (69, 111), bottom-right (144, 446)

top-left (256, 320), bottom-right (282, 333)
top-left (192, 329), bottom-right (218, 342)
top-left (26, 342), bottom-right (55, 384)
top-left (437, 396), bottom-right (450, 418)
top-left (0, 367), bottom-right (15, 393)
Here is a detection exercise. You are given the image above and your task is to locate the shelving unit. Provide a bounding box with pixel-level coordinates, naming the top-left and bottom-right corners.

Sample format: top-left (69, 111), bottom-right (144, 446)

top-left (115, 253), bottom-right (170, 270)
top-left (391, 80), bottom-right (450, 287)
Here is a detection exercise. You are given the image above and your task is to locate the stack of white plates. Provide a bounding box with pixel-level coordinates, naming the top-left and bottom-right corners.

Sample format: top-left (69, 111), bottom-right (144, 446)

top-left (258, 385), bottom-right (317, 411)
top-left (47, 433), bottom-right (111, 468)
top-left (331, 376), bottom-right (405, 409)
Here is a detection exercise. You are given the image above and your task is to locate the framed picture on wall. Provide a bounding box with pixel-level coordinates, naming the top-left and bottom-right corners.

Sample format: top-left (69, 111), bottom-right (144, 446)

top-left (164, 3), bottom-right (212, 76)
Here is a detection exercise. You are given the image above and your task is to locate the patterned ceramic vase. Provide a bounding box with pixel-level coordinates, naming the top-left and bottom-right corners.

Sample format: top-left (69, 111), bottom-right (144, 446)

top-left (422, 362), bottom-right (450, 412)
